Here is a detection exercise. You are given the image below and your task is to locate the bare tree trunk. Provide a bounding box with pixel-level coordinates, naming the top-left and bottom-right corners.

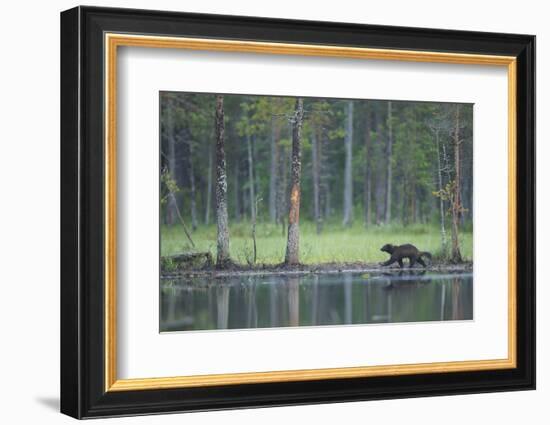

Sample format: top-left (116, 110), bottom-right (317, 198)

top-left (343, 101), bottom-right (354, 227)
top-left (165, 99), bottom-right (178, 225)
top-left (321, 132), bottom-right (331, 220)
top-left (311, 129), bottom-right (322, 234)
top-left (187, 137), bottom-right (198, 231)
top-left (373, 104), bottom-right (384, 225)
top-left (253, 135), bottom-right (261, 209)
top-left (413, 187), bottom-right (418, 223)
top-left (252, 196), bottom-right (260, 264)
top-left (401, 179), bottom-right (408, 226)
top-left (365, 170), bottom-right (372, 227)
top-left (376, 179), bottom-right (385, 225)
top-left (325, 185), bottom-right (331, 220)
top-left (451, 105), bottom-right (463, 263)
top-left (246, 127), bottom-right (256, 224)
top-left (242, 179), bottom-right (249, 221)
top-left (412, 111), bottom-right (419, 225)
top-left (285, 98), bottom-right (304, 265)
top-left (233, 161), bottom-right (241, 223)
top-left (435, 129), bottom-right (448, 256)
top-left (384, 101), bottom-right (393, 224)
top-left (268, 119), bottom-right (280, 222)
top-left (205, 143), bottom-right (213, 225)
top-left (215, 95), bottom-right (231, 267)
top-left (363, 103), bottom-right (372, 227)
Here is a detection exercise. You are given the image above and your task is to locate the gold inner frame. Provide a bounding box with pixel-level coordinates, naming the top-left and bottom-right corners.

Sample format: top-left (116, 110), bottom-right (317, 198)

top-left (104, 33), bottom-right (517, 392)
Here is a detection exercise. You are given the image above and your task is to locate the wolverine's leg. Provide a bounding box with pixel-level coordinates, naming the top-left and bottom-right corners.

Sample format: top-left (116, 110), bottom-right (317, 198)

top-left (398, 259), bottom-right (404, 268)
top-left (417, 257), bottom-right (427, 267)
top-left (380, 256), bottom-right (397, 266)
top-left (409, 256), bottom-right (417, 268)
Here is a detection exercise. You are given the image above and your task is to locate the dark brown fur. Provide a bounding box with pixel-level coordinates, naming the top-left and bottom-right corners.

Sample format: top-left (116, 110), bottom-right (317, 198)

top-left (379, 243), bottom-right (432, 268)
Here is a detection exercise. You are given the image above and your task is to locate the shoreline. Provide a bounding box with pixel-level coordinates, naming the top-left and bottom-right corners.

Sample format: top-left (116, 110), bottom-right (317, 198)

top-left (161, 261), bottom-right (473, 280)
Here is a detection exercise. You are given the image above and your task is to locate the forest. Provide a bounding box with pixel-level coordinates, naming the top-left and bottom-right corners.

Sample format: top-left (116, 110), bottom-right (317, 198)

top-left (159, 92), bottom-right (473, 272)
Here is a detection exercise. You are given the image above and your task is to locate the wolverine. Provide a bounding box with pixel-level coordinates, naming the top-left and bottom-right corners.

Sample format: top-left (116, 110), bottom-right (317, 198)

top-left (379, 243), bottom-right (432, 268)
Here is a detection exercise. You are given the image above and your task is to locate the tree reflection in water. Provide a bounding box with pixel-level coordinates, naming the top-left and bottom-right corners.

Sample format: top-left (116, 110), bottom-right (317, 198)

top-left (160, 272), bottom-right (473, 332)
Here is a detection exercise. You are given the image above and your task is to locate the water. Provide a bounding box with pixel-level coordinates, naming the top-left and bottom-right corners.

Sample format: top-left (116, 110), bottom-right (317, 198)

top-left (160, 271), bottom-right (473, 332)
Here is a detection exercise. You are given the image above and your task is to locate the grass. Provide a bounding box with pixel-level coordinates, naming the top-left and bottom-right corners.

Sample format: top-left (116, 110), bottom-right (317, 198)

top-left (161, 219), bottom-right (473, 265)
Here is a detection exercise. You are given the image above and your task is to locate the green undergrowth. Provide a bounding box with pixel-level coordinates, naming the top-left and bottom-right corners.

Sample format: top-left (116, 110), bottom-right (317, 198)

top-left (161, 220), bottom-right (472, 266)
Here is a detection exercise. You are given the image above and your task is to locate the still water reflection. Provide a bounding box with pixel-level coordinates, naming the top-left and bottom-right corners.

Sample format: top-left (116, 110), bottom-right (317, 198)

top-left (160, 272), bottom-right (473, 332)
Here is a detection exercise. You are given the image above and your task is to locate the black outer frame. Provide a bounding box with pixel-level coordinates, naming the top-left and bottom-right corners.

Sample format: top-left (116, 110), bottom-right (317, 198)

top-left (60, 5), bottom-right (535, 419)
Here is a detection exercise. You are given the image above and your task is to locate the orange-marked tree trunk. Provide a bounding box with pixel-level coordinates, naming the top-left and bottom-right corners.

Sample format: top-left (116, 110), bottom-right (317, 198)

top-left (284, 98), bottom-right (304, 265)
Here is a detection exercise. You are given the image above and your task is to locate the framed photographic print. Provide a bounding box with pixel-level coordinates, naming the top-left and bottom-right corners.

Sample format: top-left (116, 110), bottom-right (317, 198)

top-left (60, 5), bottom-right (535, 419)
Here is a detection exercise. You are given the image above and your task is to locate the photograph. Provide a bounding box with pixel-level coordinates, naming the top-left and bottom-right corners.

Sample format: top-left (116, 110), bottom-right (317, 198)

top-left (159, 92), bottom-right (474, 332)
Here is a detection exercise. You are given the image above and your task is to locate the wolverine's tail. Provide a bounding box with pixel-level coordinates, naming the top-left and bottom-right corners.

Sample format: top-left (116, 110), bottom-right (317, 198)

top-left (420, 251), bottom-right (432, 260)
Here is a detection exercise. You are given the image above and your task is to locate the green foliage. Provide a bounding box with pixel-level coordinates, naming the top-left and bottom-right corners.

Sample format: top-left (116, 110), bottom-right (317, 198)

top-left (433, 180), bottom-right (469, 216)
top-left (160, 256), bottom-right (177, 272)
top-left (160, 167), bottom-right (180, 205)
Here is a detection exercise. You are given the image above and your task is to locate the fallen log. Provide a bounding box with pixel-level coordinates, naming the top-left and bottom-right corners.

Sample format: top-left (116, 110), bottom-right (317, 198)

top-left (161, 252), bottom-right (213, 273)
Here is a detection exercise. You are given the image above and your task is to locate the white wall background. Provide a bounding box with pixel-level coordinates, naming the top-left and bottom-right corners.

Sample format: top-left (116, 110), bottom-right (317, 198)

top-left (0, 0), bottom-right (544, 423)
